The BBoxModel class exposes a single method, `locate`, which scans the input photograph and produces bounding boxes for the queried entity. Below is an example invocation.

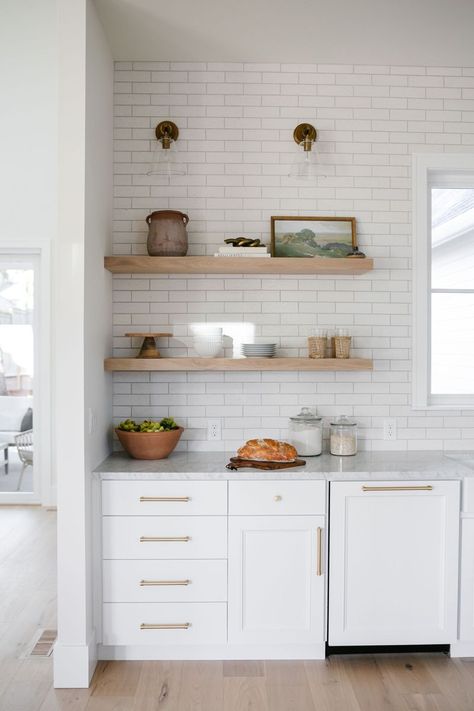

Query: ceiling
[95,0,474,66]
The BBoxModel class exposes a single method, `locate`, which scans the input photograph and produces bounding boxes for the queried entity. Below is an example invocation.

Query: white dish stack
[241,343,276,358]
[191,325,223,358]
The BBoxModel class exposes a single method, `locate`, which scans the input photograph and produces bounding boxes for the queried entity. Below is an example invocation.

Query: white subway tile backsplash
[111,61,474,451]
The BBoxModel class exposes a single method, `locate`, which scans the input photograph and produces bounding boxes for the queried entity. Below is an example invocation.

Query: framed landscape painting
[271,216,357,258]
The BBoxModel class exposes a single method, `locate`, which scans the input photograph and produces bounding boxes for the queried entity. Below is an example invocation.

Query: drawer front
[102,602,227,645]
[102,481,227,516]
[229,480,326,515]
[103,516,227,559]
[103,560,227,603]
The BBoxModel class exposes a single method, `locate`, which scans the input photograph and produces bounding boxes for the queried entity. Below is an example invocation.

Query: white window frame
[413,153,474,409]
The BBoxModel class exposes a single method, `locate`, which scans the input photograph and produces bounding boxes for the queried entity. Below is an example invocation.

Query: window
[413,154,474,408]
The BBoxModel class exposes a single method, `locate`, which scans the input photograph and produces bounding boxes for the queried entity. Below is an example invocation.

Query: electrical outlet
[383,418,397,441]
[207,419,221,441]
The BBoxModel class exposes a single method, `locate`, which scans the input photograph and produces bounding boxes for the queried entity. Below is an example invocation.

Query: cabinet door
[458,518,474,642]
[228,516,325,645]
[329,481,460,646]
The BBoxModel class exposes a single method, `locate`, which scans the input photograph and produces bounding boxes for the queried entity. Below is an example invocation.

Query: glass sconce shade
[147,120,186,176]
[147,139,186,176]
[288,122,326,180]
[289,150,326,179]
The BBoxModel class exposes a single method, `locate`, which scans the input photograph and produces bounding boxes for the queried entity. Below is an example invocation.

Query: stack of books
[214,246,270,258]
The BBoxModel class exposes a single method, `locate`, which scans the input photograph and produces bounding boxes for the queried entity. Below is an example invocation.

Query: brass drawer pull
[274,495,282,502]
[140,496,191,502]
[316,527,323,576]
[362,485,433,492]
[139,536,191,543]
[140,579,191,586]
[140,623,191,630]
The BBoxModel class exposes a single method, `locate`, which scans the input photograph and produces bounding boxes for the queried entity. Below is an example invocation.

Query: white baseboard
[53,631,97,688]
[98,642,326,661]
[450,641,474,658]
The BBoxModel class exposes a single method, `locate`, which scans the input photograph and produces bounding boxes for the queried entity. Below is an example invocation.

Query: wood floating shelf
[104,256,373,275]
[104,357,373,372]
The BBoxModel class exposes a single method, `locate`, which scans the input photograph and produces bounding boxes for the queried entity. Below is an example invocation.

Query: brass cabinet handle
[362,485,433,492]
[316,527,323,576]
[139,496,191,502]
[139,536,191,543]
[140,623,191,630]
[140,579,191,586]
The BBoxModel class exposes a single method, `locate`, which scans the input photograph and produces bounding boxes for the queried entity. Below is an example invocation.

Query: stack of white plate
[241,343,276,358]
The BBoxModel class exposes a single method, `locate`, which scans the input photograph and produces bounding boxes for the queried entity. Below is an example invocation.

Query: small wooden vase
[125,332,173,358]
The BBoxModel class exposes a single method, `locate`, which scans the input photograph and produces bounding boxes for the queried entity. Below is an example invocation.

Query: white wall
[54,0,88,688]
[0,0,56,506]
[96,0,474,67]
[0,1,57,242]
[54,0,113,689]
[84,0,113,681]
[84,1,113,473]
[112,61,474,452]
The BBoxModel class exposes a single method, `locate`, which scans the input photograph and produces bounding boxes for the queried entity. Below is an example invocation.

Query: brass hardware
[362,485,433,492]
[139,496,191,502]
[140,623,191,630]
[140,579,191,586]
[316,527,323,576]
[274,495,282,502]
[293,123,317,151]
[139,536,191,543]
[155,120,179,149]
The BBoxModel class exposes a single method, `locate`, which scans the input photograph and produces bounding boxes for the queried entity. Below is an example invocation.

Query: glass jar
[289,407,323,456]
[330,415,357,456]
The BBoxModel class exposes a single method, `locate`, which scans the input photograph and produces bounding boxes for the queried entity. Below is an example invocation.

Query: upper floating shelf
[104,256,374,275]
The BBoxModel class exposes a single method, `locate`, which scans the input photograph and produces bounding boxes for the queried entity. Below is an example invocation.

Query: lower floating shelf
[104,357,373,372]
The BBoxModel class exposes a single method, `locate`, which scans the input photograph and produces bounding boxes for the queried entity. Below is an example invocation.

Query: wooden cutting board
[226,457,306,471]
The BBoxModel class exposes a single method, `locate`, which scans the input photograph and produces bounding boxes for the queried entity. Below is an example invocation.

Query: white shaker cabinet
[228,481,326,653]
[329,481,460,647]
[452,481,474,656]
[99,478,327,659]
[228,516,325,647]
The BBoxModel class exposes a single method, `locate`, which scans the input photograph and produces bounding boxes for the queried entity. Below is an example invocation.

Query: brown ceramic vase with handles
[146,210,189,256]
[116,427,184,460]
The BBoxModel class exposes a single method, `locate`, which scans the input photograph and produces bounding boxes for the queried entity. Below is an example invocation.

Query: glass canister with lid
[288,407,323,457]
[330,415,358,456]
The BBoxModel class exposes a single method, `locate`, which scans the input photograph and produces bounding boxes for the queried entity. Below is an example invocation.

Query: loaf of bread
[237,438,297,462]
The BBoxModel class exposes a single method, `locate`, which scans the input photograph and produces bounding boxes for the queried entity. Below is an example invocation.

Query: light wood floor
[4,507,474,710]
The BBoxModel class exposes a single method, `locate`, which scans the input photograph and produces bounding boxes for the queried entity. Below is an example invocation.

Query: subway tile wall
[112,61,474,452]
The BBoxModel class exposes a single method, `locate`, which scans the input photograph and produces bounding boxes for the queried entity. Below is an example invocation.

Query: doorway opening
[0,255,41,503]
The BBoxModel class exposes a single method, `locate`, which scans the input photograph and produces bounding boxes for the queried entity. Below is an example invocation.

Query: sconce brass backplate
[155,120,179,142]
[293,123,317,145]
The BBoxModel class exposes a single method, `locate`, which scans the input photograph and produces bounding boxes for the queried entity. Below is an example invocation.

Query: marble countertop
[94,450,474,481]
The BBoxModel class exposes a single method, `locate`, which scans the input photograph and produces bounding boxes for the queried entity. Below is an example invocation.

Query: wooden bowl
[115,427,184,460]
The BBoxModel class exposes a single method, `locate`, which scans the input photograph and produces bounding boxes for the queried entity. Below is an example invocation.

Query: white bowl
[194,335,223,341]
[193,341,223,357]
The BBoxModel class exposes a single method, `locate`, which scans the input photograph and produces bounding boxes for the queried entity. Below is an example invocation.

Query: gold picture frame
[271,216,357,258]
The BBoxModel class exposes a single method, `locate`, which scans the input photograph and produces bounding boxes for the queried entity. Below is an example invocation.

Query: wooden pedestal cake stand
[125,332,173,358]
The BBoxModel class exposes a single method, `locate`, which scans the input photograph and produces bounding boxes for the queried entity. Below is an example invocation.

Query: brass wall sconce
[289,123,326,180]
[148,120,186,177]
